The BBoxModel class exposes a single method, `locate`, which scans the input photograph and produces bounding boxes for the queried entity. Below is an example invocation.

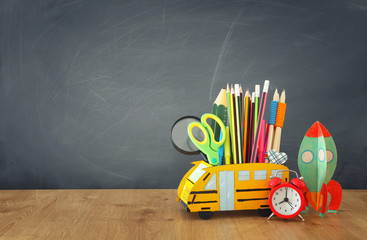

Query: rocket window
[319,149,325,162]
[301,150,313,163]
[326,150,334,162]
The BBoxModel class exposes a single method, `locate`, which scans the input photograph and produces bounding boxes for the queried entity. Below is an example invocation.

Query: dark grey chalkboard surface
[0,0,366,189]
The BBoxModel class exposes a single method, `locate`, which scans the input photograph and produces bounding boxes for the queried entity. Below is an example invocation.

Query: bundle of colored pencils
[211,80,287,165]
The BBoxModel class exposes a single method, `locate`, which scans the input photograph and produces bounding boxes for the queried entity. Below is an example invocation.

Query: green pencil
[226,84,235,164]
[231,85,238,164]
[254,84,260,136]
[224,126,231,165]
[211,88,227,141]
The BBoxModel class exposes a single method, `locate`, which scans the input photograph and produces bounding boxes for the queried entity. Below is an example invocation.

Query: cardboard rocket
[298,121,342,216]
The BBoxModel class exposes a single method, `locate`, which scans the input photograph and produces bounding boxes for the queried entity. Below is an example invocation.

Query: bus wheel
[198,211,214,220]
[257,208,272,217]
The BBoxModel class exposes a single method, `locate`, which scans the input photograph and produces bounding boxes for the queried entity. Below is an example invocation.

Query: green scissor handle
[187,113,226,166]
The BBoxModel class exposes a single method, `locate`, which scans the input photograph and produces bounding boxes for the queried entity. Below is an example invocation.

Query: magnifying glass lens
[171,116,201,155]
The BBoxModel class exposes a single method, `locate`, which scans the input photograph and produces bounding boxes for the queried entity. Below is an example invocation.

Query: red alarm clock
[268,170,307,221]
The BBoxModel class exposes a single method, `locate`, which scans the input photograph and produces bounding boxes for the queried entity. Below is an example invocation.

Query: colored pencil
[224,126,231,165]
[247,94,253,163]
[239,85,244,159]
[254,85,260,134]
[218,129,224,165]
[235,84,243,164]
[258,119,265,163]
[272,90,286,152]
[211,89,228,141]
[266,89,279,155]
[231,85,238,164]
[226,84,235,164]
[250,80,270,163]
[264,123,269,163]
[249,92,255,161]
[242,90,250,163]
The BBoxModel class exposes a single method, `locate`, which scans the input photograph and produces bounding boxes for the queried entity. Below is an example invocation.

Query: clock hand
[287,202,294,210]
[278,200,286,204]
[285,187,288,198]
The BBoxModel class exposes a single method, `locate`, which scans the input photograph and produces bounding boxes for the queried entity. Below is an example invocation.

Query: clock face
[269,183,304,219]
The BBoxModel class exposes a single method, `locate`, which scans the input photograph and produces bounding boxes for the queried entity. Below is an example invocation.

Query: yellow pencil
[230,85,238,164]
[224,126,231,165]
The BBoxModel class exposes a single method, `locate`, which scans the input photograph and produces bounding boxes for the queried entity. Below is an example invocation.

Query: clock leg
[267,213,274,220]
[301,185,310,214]
[298,214,305,222]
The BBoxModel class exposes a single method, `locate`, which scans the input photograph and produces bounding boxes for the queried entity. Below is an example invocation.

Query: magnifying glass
[171,116,208,161]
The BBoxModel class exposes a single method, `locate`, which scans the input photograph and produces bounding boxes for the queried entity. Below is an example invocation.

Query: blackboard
[0,0,366,189]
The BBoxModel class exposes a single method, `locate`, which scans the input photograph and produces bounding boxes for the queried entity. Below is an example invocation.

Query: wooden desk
[0,189,365,239]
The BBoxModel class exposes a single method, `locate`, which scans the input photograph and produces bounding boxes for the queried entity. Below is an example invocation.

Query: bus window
[238,170,250,181]
[254,170,267,180]
[204,173,217,190]
[271,170,283,178]
[188,163,208,183]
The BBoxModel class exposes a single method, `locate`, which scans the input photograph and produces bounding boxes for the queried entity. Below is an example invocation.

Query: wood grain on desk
[0,189,365,239]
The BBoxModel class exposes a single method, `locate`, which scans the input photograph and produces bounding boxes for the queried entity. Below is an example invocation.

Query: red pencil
[263,123,269,163]
[258,120,266,163]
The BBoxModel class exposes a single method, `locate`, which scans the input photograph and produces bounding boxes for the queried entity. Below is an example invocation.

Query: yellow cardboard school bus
[177,161,289,219]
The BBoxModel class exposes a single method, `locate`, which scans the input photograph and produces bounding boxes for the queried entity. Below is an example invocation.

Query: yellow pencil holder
[177,161,289,219]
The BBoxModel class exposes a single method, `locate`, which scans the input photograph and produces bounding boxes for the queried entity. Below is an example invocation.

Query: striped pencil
[266,89,279,161]
[272,90,286,152]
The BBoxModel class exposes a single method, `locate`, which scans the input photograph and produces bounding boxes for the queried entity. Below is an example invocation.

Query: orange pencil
[243,90,250,163]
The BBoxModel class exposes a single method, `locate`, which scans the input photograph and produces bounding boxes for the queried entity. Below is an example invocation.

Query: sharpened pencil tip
[280,90,286,103]
[274,89,279,101]
[245,90,250,97]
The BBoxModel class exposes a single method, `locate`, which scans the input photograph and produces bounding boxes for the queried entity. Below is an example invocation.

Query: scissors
[187,113,226,166]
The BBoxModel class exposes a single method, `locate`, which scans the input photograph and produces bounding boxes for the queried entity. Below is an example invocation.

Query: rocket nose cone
[305,121,324,138]
[319,122,331,137]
